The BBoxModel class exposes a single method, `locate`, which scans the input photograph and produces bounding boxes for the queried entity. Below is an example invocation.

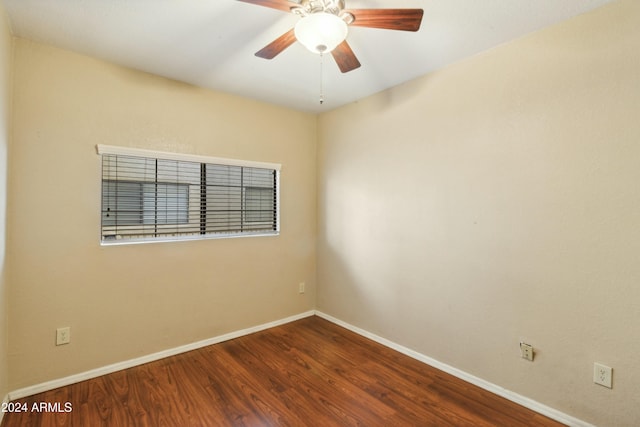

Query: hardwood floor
[2,316,564,426]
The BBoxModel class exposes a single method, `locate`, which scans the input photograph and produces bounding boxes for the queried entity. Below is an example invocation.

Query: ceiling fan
[237,0,424,73]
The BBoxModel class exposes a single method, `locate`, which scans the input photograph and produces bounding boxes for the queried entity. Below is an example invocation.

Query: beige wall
[0,2,12,403]
[8,39,316,389]
[317,1,640,426]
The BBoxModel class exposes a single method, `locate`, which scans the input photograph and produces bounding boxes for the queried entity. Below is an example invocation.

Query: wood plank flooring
[1,316,564,426]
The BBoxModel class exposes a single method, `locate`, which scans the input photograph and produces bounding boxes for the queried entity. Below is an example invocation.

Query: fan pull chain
[319,52,324,105]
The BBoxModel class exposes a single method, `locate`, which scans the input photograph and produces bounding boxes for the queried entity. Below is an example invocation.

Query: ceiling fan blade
[331,40,361,73]
[346,9,424,32]
[255,29,297,59]
[236,0,295,13]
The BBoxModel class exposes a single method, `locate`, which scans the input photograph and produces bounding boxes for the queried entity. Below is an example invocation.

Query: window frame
[97,144,281,245]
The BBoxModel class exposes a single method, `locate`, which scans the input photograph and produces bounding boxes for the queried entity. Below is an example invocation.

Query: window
[98,145,280,244]
[102,181,189,226]
[244,186,276,224]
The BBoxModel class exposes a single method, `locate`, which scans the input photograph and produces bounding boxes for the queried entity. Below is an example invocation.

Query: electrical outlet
[56,327,71,346]
[594,363,612,388]
[520,342,533,361]
[299,282,305,294]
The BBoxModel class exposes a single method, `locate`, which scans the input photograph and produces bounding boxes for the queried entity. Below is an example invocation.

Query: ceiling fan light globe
[294,12,348,54]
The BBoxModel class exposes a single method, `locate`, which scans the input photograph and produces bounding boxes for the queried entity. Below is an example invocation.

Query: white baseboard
[9,310,315,401]
[0,394,9,424]
[314,311,593,427]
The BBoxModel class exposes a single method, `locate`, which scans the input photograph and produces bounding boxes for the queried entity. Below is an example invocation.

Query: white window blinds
[97,145,280,244]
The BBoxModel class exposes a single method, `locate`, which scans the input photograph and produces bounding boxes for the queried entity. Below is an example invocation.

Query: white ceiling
[2,0,615,113]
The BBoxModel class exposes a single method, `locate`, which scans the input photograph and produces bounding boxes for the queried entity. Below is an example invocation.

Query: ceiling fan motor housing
[293,0,354,27]
[294,0,345,16]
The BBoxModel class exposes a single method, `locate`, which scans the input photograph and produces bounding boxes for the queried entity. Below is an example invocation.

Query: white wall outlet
[594,363,613,388]
[520,342,534,361]
[56,327,71,346]
[299,282,305,294]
